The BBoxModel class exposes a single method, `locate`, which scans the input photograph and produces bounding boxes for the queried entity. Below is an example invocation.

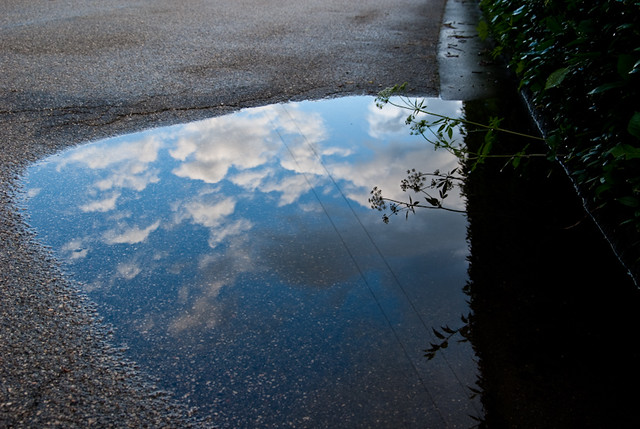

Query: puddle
[20,96,479,427]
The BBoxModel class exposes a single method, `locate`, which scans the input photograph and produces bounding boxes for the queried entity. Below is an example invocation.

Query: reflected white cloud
[24,95,470,346]
[366,98,463,139]
[60,238,90,261]
[169,104,334,202]
[180,198,236,228]
[260,173,314,207]
[94,164,160,192]
[117,261,142,280]
[80,192,121,213]
[365,99,465,145]
[103,220,161,245]
[355,98,466,211]
[229,167,274,191]
[367,102,411,138]
[22,96,474,421]
[168,280,225,335]
[276,103,327,144]
[59,135,162,170]
[172,195,253,249]
[278,139,327,176]
[170,110,279,184]
[164,103,341,214]
[169,243,256,336]
[61,135,163,213]
[207,219,253,248]
[27,96,468,290]
[27,187,41,198]
[330,141,464,211]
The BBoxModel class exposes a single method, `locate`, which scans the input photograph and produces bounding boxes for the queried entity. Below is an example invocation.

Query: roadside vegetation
[479,0,640,273]
[369,3,640,423]
[372,0,640,277]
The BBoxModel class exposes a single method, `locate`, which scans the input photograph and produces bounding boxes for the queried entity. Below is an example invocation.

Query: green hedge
[479,0,640,267]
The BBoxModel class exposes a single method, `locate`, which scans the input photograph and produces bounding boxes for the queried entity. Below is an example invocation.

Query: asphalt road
[0,0,450,426]
[1,0,443,148]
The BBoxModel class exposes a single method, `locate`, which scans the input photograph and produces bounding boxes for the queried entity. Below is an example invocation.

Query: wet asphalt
[0,0,481,426]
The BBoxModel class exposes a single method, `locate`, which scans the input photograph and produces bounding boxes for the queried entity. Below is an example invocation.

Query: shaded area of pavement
[1,0,449,426]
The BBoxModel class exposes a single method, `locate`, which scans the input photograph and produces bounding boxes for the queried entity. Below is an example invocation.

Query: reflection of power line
[268,105,447,426]
[278,102,481,420]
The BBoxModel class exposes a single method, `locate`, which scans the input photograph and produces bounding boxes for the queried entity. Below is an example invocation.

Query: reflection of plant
[369,168,465,223]
[424,313,472,361]
[370,84,546,223]
[425,313,484,425]
[377,84,545,167]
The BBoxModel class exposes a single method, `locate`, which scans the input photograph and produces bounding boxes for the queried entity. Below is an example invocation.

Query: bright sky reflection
[21,96,479,427]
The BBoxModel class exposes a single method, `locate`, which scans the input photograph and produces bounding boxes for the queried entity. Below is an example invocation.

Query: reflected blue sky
[21,96,478,427]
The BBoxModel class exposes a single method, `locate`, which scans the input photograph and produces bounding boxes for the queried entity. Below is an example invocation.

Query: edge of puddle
[19,95,476,428]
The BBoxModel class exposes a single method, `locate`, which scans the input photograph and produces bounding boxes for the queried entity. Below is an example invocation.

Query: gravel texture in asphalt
[1,0,448,426]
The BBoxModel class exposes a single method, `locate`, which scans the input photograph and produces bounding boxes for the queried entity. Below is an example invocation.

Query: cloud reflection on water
[21,96,476,427]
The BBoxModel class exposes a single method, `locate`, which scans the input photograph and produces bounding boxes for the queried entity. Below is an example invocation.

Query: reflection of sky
[21,96,478,427]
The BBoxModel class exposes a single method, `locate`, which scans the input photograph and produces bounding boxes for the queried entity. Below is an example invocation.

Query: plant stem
[387,98,546,141]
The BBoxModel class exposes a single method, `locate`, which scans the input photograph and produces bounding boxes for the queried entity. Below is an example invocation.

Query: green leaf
[618,54,636,77]
[617,196,640,208]
[432,328,445,339]
[609,143,640,160]
[628,112,640,140]
[542,15,561,33]
[588,81,625,95]
[477,20,489,41]
[479,136,493,158]
[511,154,522,169]
[545,67,569,90]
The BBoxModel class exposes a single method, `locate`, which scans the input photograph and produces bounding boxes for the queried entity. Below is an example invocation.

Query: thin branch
[384,96,546,141]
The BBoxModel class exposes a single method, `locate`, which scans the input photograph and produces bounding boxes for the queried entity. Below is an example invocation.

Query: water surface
[21,96,478,427]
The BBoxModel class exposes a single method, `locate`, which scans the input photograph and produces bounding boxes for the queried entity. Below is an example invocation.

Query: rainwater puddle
[20,96,478,427]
